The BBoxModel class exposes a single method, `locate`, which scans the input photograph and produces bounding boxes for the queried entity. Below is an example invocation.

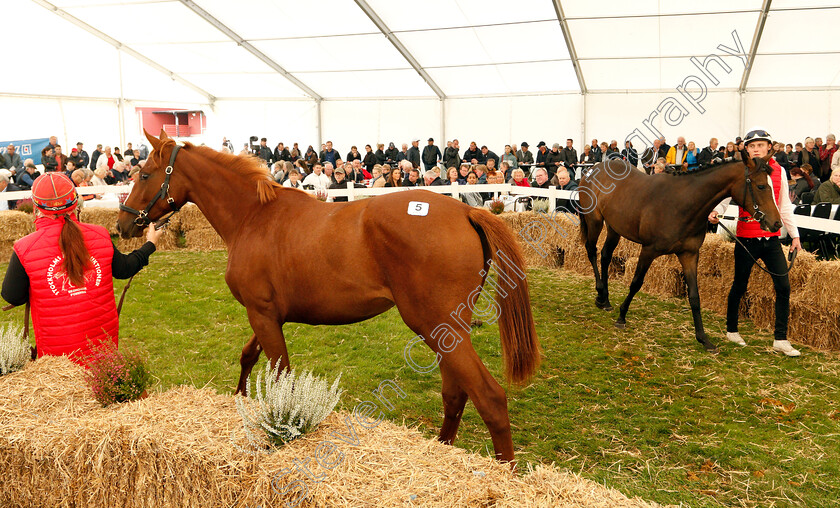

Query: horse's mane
[671,149,768,177]
[182,142,280,204]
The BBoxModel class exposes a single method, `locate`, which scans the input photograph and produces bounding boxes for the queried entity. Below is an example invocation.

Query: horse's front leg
[235,334,262,395]
[677,251,716,352]
[243,308,291,381]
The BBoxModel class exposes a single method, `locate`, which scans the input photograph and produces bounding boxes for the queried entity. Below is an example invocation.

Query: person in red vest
[708,128,802,356]
[1,173,163,364]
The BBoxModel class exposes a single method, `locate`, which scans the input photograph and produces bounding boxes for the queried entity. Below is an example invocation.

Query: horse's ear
[763,148,776,162]
[159,129,170,142]
[144,129,161,151]
[742,149,755,169]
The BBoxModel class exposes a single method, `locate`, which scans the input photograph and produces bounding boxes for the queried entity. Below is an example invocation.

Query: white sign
[407,201,429,216]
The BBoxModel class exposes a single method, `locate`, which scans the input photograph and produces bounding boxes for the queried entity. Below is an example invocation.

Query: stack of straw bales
[0,356,656,508]
[178,204,226,251]
[0,212,35,263]
[79,208,181,252]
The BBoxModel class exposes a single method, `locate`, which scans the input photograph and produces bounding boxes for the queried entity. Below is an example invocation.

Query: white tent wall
[320,100,441,154]
[0,96,119,153]
[445,95,583,153]
[585,91,741,153]
[204,101,319,153]
[743,90,840,144]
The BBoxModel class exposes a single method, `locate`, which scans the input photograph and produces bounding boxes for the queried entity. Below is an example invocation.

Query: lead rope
[716,221,797,277]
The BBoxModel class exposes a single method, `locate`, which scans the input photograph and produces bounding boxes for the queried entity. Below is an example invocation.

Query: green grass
[2,250,839,507]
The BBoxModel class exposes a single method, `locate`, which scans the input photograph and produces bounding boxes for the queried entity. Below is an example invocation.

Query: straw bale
[0,211,34,242]
[177,203,211,232]
[623,255,685,299]
[185,227,226,251]
[79,208,120,235]
[0,241,15,264]
[0,356,657,508]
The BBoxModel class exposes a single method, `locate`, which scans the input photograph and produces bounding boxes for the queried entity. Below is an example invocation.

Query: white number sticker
[408,201,429,216]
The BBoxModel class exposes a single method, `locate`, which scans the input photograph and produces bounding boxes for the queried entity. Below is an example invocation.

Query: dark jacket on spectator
[3,182,22,210]
[422,145,442,167]
[698,146,721,167]
[1,152,22,170]
[797,148,820,174]
[442,146,459,168]
[403,175,422,187]
[329,180,365,202]
[68,154,84,169]
[544,150,564,179]
[321,148,338,166]
[531,179,550,189]
[428,177,445,186]
[257,146,274,165]
[774,151,791,175]
[561,147,578,167]
[641,147,659,170]
[90,149,102,170]
[41,154,57,172]
[658,143,670,160]
[819,144,837,180]
[535,148,548,173]
[406,146,421,169]
[274,147,291,162]
[375,149,386,165]
[590,145,602,163]
[396,150,408,163]
[363,151,377,172]
[16,170,39,189]
[621,147,639,167]
[384,147,399,163]
[462,148,481,164]
[483,150,499,168]
[813,180,840,204]
[346,150,362,162]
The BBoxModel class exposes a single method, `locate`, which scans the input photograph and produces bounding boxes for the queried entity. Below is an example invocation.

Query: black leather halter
[740,160,767,224]
[119,144,182,228]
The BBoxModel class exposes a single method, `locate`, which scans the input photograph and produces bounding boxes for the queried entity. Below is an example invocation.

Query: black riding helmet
[743,128,772,147]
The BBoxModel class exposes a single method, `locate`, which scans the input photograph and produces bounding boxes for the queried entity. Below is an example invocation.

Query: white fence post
[347,181,354,202]
[451,182,460,201]
[548,186,558,212]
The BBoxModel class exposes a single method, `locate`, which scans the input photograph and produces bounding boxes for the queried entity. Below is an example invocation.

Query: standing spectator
[516,142,534,169]
[75,142,89,169]
[41,147,57,172]
[406,139,421,169]
[374,144,386,165]
[46,136,59,153]
[502,145,518,172]
[96,146,117,171]
[773,142,791,176]
[666,137,687,165]
[422,138,442,171]
[239,143,251,157]
[68,148,84,170]
[590,139,602,162]
[321,141,338,166]
[797,138,820,175]
[346,145,362,162]
[53,146,68,174]
[256,138,273,165]
[462,141,481,164]
[384,142,399,164]
[2,144,22,172]
[396,143,408,164]
[363,144,377,173]
[658,136,670,159]
[305,146,318,168]
[480,145,499,168]
[819,134,836,181]
[813,168,840,204]
[113,147,124,162]
[579,144,595,164]
[641,138,662,172]
[124,143,135,158]
[622,141,639,168]
[697,138,720,167]
[535,141,548,175]
[684,141,699,170]
[545,143,564,179]
[561,139,578,170]
[274,142,291,162]
[222,137,234,152]
[443,139,460,169]
[724,141,739,159]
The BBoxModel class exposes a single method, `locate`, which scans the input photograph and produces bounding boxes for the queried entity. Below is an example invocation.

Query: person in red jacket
[1,173,163,365]
[708,128,802,356]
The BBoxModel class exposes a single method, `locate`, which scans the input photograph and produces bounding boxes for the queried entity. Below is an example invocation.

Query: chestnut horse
[117,131,540,462]
[577,151,782,352]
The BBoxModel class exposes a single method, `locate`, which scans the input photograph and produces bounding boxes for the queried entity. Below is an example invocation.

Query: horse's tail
[467,208,540,385]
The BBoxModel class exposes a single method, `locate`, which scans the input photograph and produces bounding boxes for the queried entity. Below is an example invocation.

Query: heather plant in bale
[0,324,30,376]
[15,198,34,214]
[84,339,152,406]
[531,198,550,213]
[488,198,506,215]
[236,360,342,447]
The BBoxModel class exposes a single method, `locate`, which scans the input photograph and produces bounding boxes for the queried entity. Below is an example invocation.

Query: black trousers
[726,237,790,340]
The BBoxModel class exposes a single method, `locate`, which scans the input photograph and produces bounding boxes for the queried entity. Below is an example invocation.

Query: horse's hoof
[702,342,718,353]
[614,321,626,329]
[595,299,613,311]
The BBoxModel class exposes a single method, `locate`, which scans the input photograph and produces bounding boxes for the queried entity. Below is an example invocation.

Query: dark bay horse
[117,131,540,462]
[577,152,781,352]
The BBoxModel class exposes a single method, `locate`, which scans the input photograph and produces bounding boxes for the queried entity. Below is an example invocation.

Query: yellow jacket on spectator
[666,146,688,165]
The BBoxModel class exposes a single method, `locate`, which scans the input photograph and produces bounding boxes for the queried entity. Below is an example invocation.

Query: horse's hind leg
[583,215,609,309]
[598,226,621,312]
[616,247,658,329]
[438,365,469,446]
[235,334,262,395]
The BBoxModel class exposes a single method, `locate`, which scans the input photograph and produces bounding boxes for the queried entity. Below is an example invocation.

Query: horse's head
[731,149,782,233]
[117,129,188,238]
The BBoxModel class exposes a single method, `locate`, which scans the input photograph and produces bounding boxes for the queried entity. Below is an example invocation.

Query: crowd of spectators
[3,133,839,212]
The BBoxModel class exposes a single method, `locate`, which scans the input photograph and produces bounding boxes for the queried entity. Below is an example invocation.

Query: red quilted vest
[736,158,783,239]
[14,215,118,364]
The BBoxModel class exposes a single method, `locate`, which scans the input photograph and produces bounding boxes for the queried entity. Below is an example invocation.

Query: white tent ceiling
[5,0,839,102]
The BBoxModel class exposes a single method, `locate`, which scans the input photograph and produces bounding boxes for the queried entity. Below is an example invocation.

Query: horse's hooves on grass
[471,319,483,328]
[703,342,718,354]
[595,299,613,312]
[614,321,626,330]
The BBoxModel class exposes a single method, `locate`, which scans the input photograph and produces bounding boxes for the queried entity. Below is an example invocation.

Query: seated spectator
[64,160,78,179]
[2,144,22,172]
[384,142,399,164]
[302,163,330,190]
[384,162,406,187]
[283,169,303,189]
[498,161,512,181]
[579,144,595,164]
[724,141,739,160]
[510,168,530,187]
[802,164,821,188]
[271,162,285,183]
[486,158,497,174]
[91,167,108,187]
[502,145,518,171]
[295,159,309,176]
[424,170,444,186]
[370,166,383,186]
[653,159,668,174]
[621,141,639,168]
[346,145,362,162]
[363,145,377,172]
[0,169,21,211]
[685,141,700,170]
[531,168,550,189]
[403,168,422,187]
[113,146,124,162]
[813,168,840,204]
[457,164,470,184]
[328,167,363,201]
[550,168,578,190]
[461,171,484,207]
[111,161,129,183]
[15,159,39,189]
[444,166,459,185]
[790,167,815,204]
[474,164,488,184]
[323,163,336,185]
